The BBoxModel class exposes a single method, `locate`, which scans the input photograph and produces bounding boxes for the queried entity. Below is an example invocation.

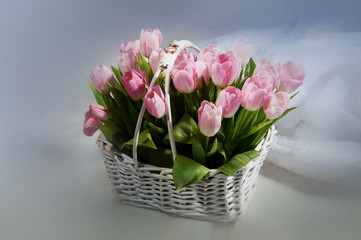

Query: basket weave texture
[97,126,274,222]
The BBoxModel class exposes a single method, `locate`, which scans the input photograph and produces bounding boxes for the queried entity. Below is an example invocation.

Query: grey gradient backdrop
[1,0,361,240]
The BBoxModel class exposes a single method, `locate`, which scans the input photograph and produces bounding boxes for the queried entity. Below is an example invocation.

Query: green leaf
[216,142,227,161]
[110,65,126,93]
[164,113,199,144]
[143,147,173,168]
[173,154,209,190]
[291,91,300,100]
[233,108,246,138]
[278,106,299,118]
[233,68,244,87]
[126,98,140,123]
[238,120,272,140]
[254,107,266,125]
[87,80,106,107]
[100,122,129,151]
[224,116,235,156]
[111,65,122,80]
[107,83,127,107]
[146,121,167,135]
[241,110,258,131]
[225,116,235,140]
[244,57,256,78]
[250,106,299,147]
[138,51,153,77]
[106,83,137,132]
[101,92,116,111]
[206,138,218,158]
[192,135,206,165]
[145,120,167,144]
[169,90,186,123]
[218,150,260,176]
[250,108,260,128]
[124,129,157,150]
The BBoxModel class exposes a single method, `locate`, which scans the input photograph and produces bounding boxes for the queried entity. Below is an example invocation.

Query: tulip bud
[232,39,252,68]
[89,65,115,94]
[241,76,270,111]
[139,28,162,57]
[278,61,305,93]
[145,85,166,118]
[171,61,198,93]
[83,104,108,137]
[198,100,223,137]
[121,69,148,100]
[211,52,240,88]
[216,86,242,118]
[263,91,290,119]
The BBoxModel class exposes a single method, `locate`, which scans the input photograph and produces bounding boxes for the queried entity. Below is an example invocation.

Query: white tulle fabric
[197,22,361,188]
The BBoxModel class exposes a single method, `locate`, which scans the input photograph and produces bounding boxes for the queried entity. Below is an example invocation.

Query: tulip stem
[161,116,167,128]
[204,136,209,151]
[190,92,198,109]
[211,84,217,102]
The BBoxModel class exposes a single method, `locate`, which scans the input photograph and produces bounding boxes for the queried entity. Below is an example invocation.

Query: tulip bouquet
[83,29,305,190]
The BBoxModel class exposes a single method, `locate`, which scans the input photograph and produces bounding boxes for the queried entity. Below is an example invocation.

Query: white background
[1,0,361,239]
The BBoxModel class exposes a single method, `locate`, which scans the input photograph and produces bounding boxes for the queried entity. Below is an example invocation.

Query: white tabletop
[2,145,360,240]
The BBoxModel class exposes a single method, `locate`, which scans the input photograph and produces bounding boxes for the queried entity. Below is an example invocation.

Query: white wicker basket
[96,126,274,222]
[95,40,275,222]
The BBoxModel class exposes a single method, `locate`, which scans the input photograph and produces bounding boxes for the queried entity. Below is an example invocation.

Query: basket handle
[132,40,201,170]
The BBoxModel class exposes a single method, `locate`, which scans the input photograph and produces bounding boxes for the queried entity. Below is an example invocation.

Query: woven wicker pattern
[97,126,274,222]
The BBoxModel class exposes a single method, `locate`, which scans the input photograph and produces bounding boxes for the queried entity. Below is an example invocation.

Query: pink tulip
[174,50,197,66]
[232,39,252,67]
[263,92,290,119]
[254,59,281,89]
[149,49,164,74]
[121,69,148,100]
[117,51,139,74]
[145,85,166,118]
[211,52,240,88]
[89,65,115,94]
[117,40,140,74]
[216,86,242,118]
[139,28,162,57]
[199,45,220,70]
[198,100,223,137]
[199,45,220,84]
[251,71,275,92]
[83,104,108,136]
[278,61,305,93]
[171,61,198,93]
[120,40,140,53]
[241,76,270,111]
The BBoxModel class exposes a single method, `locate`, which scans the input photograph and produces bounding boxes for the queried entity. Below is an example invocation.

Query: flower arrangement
[83,29,305,190]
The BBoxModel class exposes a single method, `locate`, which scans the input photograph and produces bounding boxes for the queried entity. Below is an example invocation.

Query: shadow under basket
[96,126,275,222]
